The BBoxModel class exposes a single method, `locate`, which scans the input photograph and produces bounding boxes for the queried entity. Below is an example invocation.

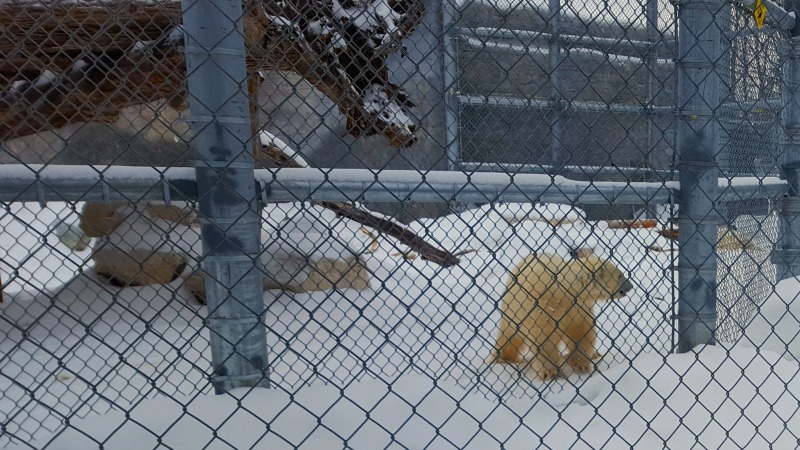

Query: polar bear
[491,253,633,380]
[78,201,373,303]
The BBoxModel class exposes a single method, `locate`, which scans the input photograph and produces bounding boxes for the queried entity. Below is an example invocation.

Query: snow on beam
[0,165,787,206]
[459,27,676,58]
[455,161,676,179]
[457,93,674,116]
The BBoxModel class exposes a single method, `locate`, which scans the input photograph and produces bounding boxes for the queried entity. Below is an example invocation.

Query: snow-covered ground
[0,202,795,449]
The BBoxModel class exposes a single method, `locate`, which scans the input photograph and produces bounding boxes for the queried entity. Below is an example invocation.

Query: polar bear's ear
[570,247,595,259]
[572,258,596,284]
[598,261,615,278]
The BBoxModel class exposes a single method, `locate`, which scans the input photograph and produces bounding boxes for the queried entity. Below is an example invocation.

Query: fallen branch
[318,200,460,267]
[259,131,460,267]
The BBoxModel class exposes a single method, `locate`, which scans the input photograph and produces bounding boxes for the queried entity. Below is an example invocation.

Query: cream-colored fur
[492,253,632,380]
[93,248,186,286]
[81,202,195,287]
[79,202,128,238]
[79,201,372,302]
[185,256,371,303]
[80,202,196,237]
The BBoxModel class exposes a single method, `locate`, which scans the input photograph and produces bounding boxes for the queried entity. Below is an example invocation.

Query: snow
[33,70,57,89]
[0,201,794,449]
[259,130,310,168]
[361,83,415,129]
[10,345,800,449]
[332,0,403,48]
[742,276,800,358]
[0,202,92,294]
[69,59,89,75]
[405,203,587,254]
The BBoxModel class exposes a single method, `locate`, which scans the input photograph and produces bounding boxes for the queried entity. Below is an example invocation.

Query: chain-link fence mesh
[1,0,799,448]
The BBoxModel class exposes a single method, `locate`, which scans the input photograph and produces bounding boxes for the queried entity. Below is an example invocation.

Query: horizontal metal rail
[458,94,780,118]
[454,161,678,179]
[0,165,786,206]
[720,98,784,113]
[458,93,675,115]
[458,27,676,58]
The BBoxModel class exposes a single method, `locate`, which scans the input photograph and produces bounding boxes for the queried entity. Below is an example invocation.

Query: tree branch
[258,131,461,267]
[0,0,424,146]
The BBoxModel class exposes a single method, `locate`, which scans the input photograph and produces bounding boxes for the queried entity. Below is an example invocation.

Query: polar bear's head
[574,254,633,302]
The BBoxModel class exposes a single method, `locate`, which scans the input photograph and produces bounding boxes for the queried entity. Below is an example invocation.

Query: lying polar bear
[79,201,373,302]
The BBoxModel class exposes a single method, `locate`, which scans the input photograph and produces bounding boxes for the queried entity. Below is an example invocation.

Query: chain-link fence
[1,0,800,448]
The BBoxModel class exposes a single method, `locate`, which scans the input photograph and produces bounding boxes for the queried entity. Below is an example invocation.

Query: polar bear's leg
[530,338,560,381]
[566,320,598,374]
[493,313,525,364]
[498,335,524,364]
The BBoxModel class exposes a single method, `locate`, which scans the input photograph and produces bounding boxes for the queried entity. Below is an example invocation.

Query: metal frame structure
[181,0,269,393]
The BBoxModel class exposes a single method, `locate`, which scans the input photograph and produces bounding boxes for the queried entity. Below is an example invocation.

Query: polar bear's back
[506,253,574,299]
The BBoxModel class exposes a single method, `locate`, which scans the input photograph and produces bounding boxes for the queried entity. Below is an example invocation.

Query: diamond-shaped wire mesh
[0,0,799,448]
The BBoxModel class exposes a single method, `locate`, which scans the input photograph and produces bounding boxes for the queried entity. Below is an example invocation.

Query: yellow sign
[754,0,767,29]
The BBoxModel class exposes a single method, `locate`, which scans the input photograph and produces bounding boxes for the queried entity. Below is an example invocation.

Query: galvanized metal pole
[775,2,800,280]
[182,0,270,392]
[645,0,659,180]
[548,0,563,169]
[674,0,724,352]
[442,0,462,170]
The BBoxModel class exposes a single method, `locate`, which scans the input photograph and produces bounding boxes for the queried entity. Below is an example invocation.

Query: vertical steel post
[442,0,462,170]
[775,3,800,281]
[646,0,659,176]
[182,0,270,392]
[548,0,563,169]
[674,0,723,352]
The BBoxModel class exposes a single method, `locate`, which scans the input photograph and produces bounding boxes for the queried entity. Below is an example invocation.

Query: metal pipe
[646,0,660,179]
[182,0,269,393]
[457,93,675,115]
[548,0,563,169]
[673,0,724,352]
[454,161,678,179]
[720,99,783,111]
[459,35,676,65]
[459,27,676,58]
[442,0,462,169]
[0,165,786,205]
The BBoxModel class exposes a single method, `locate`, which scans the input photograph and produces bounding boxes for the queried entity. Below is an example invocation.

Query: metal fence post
[674,0,723,352]
[182,0,270,392]
[443,0,462,170]
[548,0,563,169]
[775,3,800,281]
[645,0,659,177]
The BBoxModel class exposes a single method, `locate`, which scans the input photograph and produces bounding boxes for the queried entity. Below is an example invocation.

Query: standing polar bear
[491,253,633,380]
